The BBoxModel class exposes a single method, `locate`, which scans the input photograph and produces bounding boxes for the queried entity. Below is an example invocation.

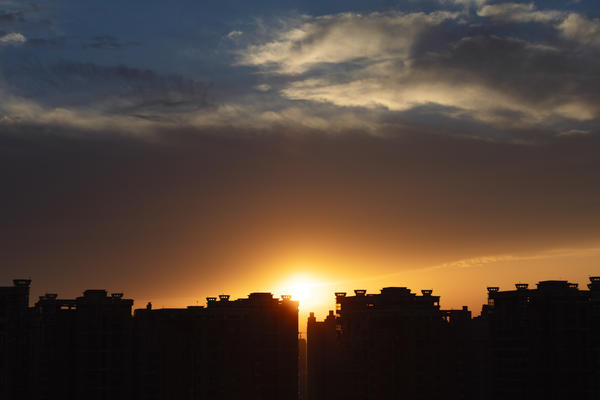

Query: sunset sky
[1,0,600,323]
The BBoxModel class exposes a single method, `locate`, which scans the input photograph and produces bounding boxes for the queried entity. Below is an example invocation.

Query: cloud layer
[1,1,598,138]
[239,6,600,133]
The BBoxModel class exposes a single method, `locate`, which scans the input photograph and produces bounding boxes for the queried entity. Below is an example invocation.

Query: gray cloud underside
[1,124,599,287]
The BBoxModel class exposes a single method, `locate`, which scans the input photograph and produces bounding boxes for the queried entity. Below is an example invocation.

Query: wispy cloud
[432,247,600,270]
[0,31,25,44]
[477,3,565,23]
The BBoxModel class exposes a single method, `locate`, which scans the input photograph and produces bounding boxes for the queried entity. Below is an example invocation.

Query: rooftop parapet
[13,279,31,287]
[515,283,529,290]
[83,289,108,298]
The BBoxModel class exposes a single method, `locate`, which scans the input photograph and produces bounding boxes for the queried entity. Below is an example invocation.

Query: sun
[279,275,317,303]
[290,281,312,302]
[276,272,333,315]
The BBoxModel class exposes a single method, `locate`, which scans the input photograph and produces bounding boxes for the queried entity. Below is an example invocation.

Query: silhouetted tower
[308,287,474,400]
[298,336,308,400]
[31,290,134,400]
[306,310,339,400]
[0,279,31,400]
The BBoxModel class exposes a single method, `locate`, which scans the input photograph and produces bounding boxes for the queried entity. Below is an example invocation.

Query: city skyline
[8,273,600,322]
[3,276,599,399]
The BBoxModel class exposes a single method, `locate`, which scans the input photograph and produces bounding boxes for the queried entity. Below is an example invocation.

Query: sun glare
[275,270,336,319]
[290,280,312,302]
[279,274,321,308]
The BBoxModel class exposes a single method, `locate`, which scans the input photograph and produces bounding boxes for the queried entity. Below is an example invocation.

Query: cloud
[238,11,459,74]
[558,13,600,47]
[476,4,600,47]
[0,31,25,44]
[442,0,488,7]
[477,3,565,23]
[239,11,600,131]
[431,247,600,270]
[226,30,243,39]
[1,62,209,117]
[1,121,600,289]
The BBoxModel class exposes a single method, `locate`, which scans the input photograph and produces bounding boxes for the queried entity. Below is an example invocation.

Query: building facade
[480,278,600,400]
[134,292,299,400]
[307,287,474,400]
[30,289,134,400]
[0,279,32,400]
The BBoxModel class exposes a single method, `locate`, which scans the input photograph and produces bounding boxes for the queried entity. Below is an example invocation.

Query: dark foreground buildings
[2,277,600,400]
[307,278,600,400]
[0,280,298,400]
[133,293,298,400]
[307,288,474,400]
[30,290,134,400]
[480,279,600,400]
[0,279,31,400]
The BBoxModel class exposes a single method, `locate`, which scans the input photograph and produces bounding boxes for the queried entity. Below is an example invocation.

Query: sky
[1,0,600,323]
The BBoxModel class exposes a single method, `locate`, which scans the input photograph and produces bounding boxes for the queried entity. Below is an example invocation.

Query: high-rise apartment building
[0,279,31,400]
[307,287,473,400]
[30,290,134,400]
[480,278,600,400]
[134,292,299,400]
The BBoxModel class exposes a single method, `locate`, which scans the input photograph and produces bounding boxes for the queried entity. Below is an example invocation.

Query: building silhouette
[478,278,600,400]
[0,279,31,400]
[2,276,600,400]
[306,310,339,400]
[305,280,600,400]
[307,287,474,400]
[30,290,134,400]
[134,292,299,400]
[298,337,308,400]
